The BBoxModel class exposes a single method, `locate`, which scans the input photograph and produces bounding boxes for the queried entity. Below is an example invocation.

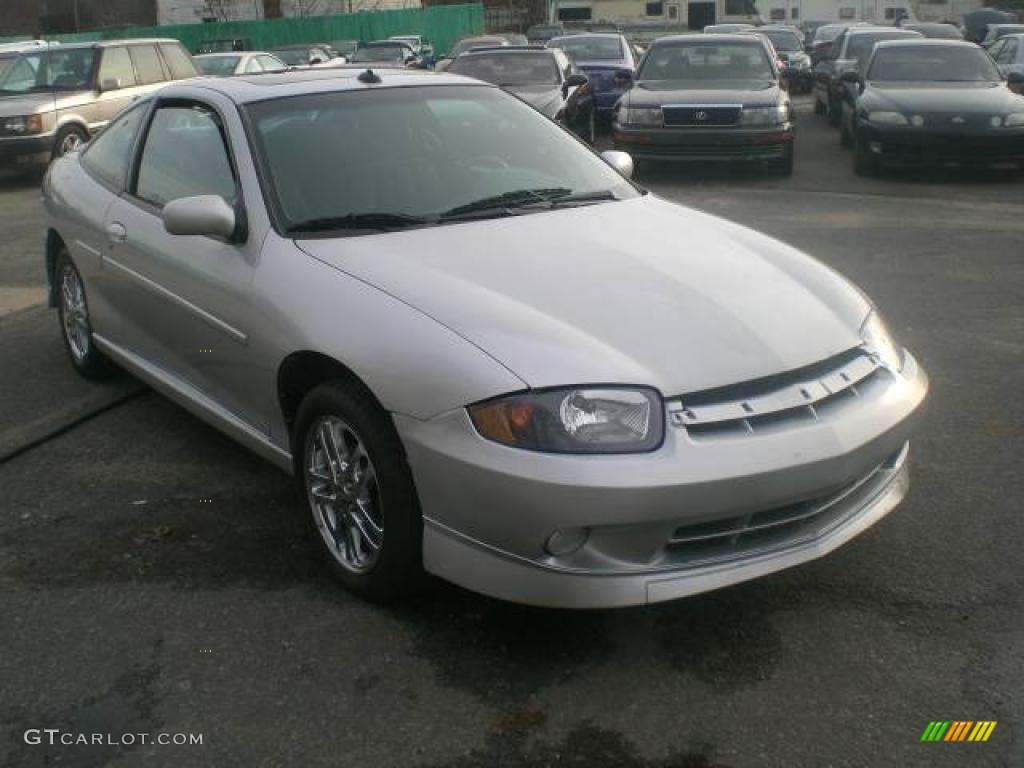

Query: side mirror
[613,68,634,88]
[840,69,862,91]
[100,77,121,92]
[563,72,587,96]
[163,196,237,240]
[600,150,634,179]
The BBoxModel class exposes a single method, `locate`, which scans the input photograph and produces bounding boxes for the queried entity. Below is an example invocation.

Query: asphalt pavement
[1,99,1022,768]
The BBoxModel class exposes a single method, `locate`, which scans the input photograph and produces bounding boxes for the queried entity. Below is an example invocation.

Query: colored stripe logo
[921,721,997,742]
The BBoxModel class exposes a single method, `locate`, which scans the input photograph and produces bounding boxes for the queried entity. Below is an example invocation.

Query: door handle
[106,222,127,243]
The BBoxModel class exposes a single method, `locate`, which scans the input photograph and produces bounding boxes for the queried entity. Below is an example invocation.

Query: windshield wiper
[287,212,429,234]
[545,189,620,208]
[440,188,572,219]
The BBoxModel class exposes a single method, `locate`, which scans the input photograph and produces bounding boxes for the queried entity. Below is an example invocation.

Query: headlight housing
[2,115,43,134]
[740,104,789,126]
[469,386,664,454]
[790,53,811,70]
[618,106,663,127]
[1003,113,1024,127]
[867,111,909,126]
[860,311,903,372]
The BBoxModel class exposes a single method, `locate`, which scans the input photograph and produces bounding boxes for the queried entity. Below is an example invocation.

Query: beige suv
[0,39,197,164]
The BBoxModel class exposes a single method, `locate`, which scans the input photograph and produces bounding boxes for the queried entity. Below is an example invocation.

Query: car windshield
[0,48,96,94]
[847,32,919,63]
[246,85,637,235]
[196,56,240,75]
[868,45,1002,82]
[550,36,624,60]
[351,45,407,62]
[449,52,559,86]
[639,42,774,81]
[760,30,802,51]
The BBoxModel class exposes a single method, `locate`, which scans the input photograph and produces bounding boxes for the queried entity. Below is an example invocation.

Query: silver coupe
[41,69,928,608]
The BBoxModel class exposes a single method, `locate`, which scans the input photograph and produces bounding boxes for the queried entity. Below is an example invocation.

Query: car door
[102,98,263,430]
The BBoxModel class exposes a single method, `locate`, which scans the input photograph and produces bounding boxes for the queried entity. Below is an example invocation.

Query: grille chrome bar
[668,349,882,432]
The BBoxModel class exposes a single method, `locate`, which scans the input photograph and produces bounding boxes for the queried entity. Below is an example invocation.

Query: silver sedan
[41,69,928,608]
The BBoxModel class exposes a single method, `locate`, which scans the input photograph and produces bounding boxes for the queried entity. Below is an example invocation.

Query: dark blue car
[547,33,639,118]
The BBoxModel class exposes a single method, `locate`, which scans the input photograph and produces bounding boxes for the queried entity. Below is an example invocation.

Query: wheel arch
[277,351,386,451]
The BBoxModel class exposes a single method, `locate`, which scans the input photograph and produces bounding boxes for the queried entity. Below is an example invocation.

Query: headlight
[619,106,663,127]
[2,115,43,134]
[1003,113,1024,127]
[469,386,664,454]
[867,111,908,126]
[790,54,811,70]
[860,311,903,372]
[740,105,789,126]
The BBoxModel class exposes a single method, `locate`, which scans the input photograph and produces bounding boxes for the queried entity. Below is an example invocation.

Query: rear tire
[827,96,841,126]
[293,381,422,602]
[840,117,853,148]
[814,95,826,115]
[54,250,115,380]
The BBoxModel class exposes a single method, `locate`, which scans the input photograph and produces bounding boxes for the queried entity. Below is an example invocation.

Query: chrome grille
[662,105,742,127]
[668,349,885,438]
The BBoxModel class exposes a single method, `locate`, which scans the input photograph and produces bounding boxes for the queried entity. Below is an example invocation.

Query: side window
[97,47,137,90]
[257,55,284,71]
[129,45,166,85]
[159,43,199,80]
[81,101,148,189]
[245,56,263,73]
[988,40,1004,59]
[135,104,237,208]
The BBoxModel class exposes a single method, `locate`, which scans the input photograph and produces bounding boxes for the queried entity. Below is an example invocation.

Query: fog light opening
[545,527,590,557]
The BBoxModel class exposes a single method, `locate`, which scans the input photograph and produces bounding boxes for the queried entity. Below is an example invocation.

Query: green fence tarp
[4,5,483,57]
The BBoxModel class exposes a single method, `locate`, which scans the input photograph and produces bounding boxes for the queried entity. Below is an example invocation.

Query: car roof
[185,68,486,104]
[462,45,548,53]
[846,26,919,35]
[653,33,766,45]
[31,38,183,51]
[873,38,977,48]
[548,32,625,41]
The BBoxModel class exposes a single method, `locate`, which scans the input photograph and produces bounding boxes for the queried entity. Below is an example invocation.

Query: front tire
[293,382,422,602]
[768,144,794,177]
[55,250,114,379]
[52,124,88,161]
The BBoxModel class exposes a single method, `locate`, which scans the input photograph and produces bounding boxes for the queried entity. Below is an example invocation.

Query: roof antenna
[358,68,381,84]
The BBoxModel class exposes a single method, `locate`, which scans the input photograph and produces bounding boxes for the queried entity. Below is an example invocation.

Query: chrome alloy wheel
[305,416,383,573]
[59,131,84,155]
[59,263,90,361]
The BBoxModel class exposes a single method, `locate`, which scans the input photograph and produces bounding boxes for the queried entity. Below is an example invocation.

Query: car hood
[0,91,55,113]
[624,80,780,107]
[863,81,1023,112]
[505,84,563,117]
[297,196,870,396]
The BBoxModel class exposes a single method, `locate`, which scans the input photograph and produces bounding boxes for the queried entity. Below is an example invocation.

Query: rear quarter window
[159,43,199,80]
[129,44,167,85]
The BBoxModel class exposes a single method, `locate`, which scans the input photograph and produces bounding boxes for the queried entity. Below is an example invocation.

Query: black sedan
[447,46,595,143]
[612,34,795,175]
[749,26,814,92]
[839,39,1024,174]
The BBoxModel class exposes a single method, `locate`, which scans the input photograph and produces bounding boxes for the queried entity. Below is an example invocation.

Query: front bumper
[858,123,1024,167]
[395,351,928,608]
[613,124,794,162]
[0,133,54,162]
